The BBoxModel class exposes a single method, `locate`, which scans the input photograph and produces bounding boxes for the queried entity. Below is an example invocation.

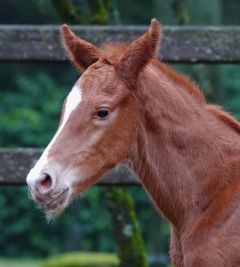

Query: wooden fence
[1,25,240,185]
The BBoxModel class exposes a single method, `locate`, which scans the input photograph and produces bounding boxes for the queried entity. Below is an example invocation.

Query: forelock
[100,43,129,63]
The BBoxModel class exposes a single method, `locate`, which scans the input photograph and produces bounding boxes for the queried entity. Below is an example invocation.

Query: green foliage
[0,185,116,257]
[0,258,41,267]
[218,65,240,119]
[51,0,84,24]
[39,0,119,25]
[0,0,59,24]
[172,0,189,25]
[42,252,118,267]
[0,72,67,147]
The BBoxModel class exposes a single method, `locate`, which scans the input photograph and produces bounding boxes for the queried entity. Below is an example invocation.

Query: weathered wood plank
[0,149,139,186]
[0,25,240,63]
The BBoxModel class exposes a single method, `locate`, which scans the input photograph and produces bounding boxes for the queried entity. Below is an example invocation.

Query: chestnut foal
[27,19,240,266]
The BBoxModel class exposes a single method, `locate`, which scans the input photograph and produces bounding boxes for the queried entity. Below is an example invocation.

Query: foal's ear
[61,24,101,71]
[117,18,161,88]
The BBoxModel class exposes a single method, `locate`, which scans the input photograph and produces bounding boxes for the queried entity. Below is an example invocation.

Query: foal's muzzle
[27,171,70,212]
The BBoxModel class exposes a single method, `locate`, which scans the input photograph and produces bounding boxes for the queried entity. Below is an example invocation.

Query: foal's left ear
[117,18,161,88]
[61,24,101,71]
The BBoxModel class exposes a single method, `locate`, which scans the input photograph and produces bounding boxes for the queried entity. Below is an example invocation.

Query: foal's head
[27,19,161,217]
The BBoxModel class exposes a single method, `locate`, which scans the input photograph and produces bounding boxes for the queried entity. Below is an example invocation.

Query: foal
[27,19,240,267]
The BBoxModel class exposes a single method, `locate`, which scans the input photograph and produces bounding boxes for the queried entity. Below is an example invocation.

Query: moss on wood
[102,187,149,267]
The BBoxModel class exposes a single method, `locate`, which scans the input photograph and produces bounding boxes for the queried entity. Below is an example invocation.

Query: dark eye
[95,109,110,119]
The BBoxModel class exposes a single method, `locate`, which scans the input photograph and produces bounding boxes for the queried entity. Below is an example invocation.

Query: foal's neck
[128,62,240,230]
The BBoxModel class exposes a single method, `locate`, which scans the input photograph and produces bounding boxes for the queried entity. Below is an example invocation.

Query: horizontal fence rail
[0,25,240,63]
[0,149,139,186]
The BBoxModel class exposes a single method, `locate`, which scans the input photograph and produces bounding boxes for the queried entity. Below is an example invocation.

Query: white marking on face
[26,84,82,188]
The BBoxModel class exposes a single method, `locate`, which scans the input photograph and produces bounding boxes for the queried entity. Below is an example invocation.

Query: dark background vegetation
[0,0,240,266]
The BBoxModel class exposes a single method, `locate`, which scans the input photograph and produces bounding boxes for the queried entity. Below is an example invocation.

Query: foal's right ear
[117,18,161,88]
[61,25,101,71]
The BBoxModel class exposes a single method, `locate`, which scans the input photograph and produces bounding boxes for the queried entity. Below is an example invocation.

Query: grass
[0,258,41,267]
[42,252,119,267]
[0,252,118,267]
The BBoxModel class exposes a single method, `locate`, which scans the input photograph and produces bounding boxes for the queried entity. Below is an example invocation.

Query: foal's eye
[97,110,109,118]
[94,108,110,120]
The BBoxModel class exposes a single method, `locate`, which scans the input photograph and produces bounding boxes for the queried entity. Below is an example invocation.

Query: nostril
[38,173,52,192]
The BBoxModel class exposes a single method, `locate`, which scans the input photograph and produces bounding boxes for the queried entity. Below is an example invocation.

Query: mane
[100,43,129,62]
[152,60,206,104]
[207,105,240,135]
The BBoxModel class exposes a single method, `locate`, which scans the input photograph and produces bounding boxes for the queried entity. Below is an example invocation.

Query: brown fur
[46,19,240,266]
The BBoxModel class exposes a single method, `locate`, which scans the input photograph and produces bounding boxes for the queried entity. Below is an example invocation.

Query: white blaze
[26,84,82,187]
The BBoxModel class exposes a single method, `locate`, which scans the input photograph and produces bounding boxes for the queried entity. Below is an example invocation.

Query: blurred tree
[52,0,84,24]
[183,0,222,25]
[0,185,116,257]
[222,0,240,25]
[103,188,149,267]
[172,0,189,25]
[33,0,119,24]
[0,72,67,147]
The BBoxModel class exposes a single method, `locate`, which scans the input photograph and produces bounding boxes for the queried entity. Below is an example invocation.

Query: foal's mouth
[44,187,69,210]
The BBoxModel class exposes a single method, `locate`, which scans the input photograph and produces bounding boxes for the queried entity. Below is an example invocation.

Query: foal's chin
[44,203,68,221]
[43,194,72,221]
[31,188,74,221]
[43,185,91,220]
[42,181,91,220]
